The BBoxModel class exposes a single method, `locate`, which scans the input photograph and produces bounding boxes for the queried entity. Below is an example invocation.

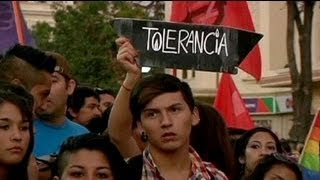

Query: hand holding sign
[113,18,263,74]
[116,37,141,89]
[116,37,140,71]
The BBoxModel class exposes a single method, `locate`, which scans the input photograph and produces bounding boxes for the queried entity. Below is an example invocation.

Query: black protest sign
[113,18,263,74]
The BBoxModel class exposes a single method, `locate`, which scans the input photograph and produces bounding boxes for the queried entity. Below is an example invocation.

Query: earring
[140,131,148,142]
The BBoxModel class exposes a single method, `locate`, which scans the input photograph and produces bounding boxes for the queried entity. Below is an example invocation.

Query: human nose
[86,174,95,180]
[40,98,50,110]
[94,107,102,117]
[160,112,173,128]
[11,127,22,142]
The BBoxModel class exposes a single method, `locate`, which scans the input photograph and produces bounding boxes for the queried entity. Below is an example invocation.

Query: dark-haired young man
[112,38,228,180]
[94,87,116,113]
[67,86,102,126]
[128,73,227,180]
[0,44,56,112]
[34,51,89,180]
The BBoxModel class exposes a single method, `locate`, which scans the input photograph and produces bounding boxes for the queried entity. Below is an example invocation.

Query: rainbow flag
[299,110,320,179]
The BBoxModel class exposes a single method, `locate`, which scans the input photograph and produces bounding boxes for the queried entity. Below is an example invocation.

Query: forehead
[52,72,66,79]
[99,93,115,101]
[249,132,276,143]
[67,149,109,165]
[266,164,297,179]
[0,102,23,120]
[144,92,186,109]
[84,96,99,105]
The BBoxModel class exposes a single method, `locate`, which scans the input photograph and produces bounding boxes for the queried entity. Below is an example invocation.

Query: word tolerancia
[142,27,228,56]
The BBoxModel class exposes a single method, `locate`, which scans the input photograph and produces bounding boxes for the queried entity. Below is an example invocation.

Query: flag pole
[12,1,26,45]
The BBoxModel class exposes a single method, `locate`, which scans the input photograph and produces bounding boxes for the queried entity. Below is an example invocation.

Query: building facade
[165,1,320,139]
[21,1,320,139]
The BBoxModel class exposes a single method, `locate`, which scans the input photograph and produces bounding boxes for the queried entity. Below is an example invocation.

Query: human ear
[67,79,76,95]
[67,108,78,119]
[137,121,146,132]
[191,107,200,126]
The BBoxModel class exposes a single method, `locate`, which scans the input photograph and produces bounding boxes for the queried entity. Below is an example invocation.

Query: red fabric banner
[214,73,255,130]
[170,1,262,81]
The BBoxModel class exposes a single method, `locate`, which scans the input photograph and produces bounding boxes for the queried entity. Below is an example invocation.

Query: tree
[32,1,164,91]
[287,1,316,142]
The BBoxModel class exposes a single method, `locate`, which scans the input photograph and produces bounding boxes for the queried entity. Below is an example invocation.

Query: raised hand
[115,37,141,89]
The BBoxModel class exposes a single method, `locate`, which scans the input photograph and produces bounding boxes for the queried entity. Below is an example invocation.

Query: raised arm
[107,37,142,158]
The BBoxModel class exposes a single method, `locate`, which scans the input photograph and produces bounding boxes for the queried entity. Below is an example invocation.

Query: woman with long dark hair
[234,127,283,180]
[0,83,34,180]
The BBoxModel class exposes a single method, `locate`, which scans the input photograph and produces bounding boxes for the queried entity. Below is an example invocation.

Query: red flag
[214,73,255,130]
[170,1,262,81]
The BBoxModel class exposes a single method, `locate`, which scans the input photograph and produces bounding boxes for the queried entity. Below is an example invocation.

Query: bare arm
[107,37,142,158]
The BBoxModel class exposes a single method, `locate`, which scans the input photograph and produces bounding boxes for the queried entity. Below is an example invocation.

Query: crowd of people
[0,37,304,180]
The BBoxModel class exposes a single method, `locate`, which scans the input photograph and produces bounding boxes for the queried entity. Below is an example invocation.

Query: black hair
[86,105,112,134]
[0,44,56,90]
[235,127,283,177]
[191,101,236,179]
[53,133,129,180]
[3,44,56,73]
[94,87,116,98]
[67,86,100,116]
[247,153,302,180]
[0,81,34,111]
[130,73,195,123]
[280,138,292,154]
[0,83,34,180]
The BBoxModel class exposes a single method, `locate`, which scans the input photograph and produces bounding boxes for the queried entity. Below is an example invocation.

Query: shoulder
[126,154,143,180]
[204,162,229,180]
[127,154,143,166]
[34,119,51,130]
[65,118,90,133]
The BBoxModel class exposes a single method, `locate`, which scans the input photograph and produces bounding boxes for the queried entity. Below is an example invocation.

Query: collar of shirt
[141,146,228,180]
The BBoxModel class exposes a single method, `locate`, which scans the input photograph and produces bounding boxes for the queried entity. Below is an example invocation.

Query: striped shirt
[141,146,228,180]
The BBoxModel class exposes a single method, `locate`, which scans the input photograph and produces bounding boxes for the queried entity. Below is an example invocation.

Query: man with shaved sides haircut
[0,44,56,112]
